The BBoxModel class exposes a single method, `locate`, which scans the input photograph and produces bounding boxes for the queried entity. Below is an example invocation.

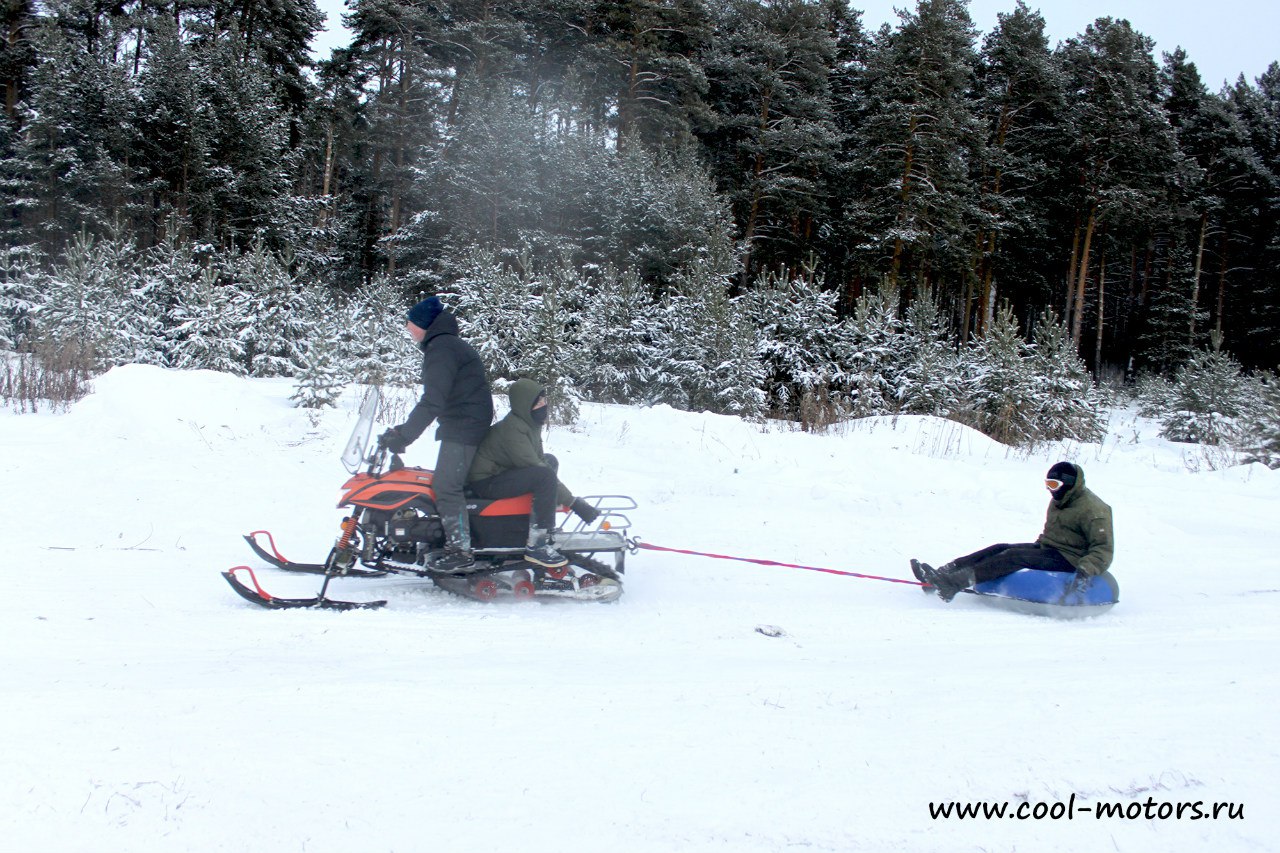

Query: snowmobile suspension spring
[336,516,359,550]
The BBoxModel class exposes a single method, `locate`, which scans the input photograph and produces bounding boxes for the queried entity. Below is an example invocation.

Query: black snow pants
[952,542,1075,583]
[469,465,559,531]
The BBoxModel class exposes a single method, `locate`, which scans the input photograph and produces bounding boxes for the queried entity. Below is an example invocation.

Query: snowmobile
[224,390,638,610]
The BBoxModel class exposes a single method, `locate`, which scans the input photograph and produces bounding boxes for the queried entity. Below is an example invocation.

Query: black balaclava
[1046,461,1078,501]
[530,393,549,426]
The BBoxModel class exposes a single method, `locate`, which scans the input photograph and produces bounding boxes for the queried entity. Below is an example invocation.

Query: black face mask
[531,405,549,426]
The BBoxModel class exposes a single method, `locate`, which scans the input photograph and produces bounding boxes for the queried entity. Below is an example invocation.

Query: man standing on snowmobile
[379,297,493,573]
[468,378,601,569]
[912,461,1113,602]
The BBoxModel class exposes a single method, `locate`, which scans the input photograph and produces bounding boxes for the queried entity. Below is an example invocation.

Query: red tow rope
[633,541,925,587]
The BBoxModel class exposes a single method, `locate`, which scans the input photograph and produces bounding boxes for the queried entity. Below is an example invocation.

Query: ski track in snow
[2,365,1277,853]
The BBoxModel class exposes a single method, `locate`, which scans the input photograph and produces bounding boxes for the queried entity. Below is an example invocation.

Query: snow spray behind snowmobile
[224,389,639,609]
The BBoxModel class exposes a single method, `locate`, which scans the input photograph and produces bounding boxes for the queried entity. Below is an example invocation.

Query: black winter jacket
[397,310,494,446]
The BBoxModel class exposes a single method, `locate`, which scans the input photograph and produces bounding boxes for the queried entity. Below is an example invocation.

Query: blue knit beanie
[407,296,443,330]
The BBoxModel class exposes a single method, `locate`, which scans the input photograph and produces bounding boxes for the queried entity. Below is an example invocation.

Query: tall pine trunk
[1065,218,1081,329]
[1189,211,1208,343]
[739,84,773,289]
[1094,244,1106,375]
[1214,230,1230,337]
[1072,202,1098,345]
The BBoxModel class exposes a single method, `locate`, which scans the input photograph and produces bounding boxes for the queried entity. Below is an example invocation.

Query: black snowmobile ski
[222,566,387,611]
[243,530,328,573]
[244,530,387,577]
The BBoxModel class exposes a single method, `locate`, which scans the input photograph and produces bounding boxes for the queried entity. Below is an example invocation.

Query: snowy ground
[2,365,1277,853]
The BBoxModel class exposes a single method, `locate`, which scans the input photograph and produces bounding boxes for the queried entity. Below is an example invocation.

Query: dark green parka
[1036,464,1114,576]
[468,378,575,506]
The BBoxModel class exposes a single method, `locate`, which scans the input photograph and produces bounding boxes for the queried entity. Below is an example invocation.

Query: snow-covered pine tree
[166,267,248,375]
[656,251,764,417]
[123,230,194,368]
[339,277,417,389]
[846,283,904,417]
[1136,240,1204,373]
[445,247,586,422]
[699,0,842,286]
[228,240,314,377]
[444,247,540,383]
[844,0,983,294]
[523,258,581,425]
[748,267,851,418]
[292,303,346,410]
[897,292,960,416]
[1160,334,1250,445]
[1129,370,1174,418]
[0,246,41,350]
[1239,370,1280,469]
[970,2,1068,336]
[1030,307,1106,442]
[8,23,140,254]
[1058,17,1178,347]
[34,231,141,370]
[959,302,1039,444]
[573,266,661,405]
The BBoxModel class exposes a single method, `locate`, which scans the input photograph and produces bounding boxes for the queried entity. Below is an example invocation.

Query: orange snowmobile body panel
[339,466,538,516]
[339,468,436,511]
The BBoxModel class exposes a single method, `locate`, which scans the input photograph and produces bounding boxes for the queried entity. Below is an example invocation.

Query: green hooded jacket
[1036,464,1114,576]
[468,378,575,506]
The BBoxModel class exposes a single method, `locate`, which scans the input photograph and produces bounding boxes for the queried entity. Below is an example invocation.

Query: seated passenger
[912,462,1114,602]
[468,378,600,568]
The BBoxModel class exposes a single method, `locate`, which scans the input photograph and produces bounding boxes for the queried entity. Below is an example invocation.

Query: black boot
[432,546,477,574]
[918,562,974,603]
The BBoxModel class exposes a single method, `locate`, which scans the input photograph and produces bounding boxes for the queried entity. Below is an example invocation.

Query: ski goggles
[1045,478,1065,491]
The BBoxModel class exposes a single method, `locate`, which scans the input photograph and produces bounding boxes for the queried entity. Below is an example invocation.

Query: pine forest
[1,0,1278,458]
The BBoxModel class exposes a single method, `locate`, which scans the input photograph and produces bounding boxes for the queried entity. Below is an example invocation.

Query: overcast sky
[311,0,1277,93]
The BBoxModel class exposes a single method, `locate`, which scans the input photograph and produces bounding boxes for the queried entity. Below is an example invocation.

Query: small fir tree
[573,266,662,405]
[960,303,1039,444]
[655,253,764,417]
[229,240,313,377]
[35,231,140,369]
[846,283,904,417]
[292,325,347,409]
[340,277,418,389]
[1160,334,1250,445]
[1030,307,1106,442]
[167,267,248,375]
[523,259,581,425]
[0,247,41,350]
[897,293,960,416]
[749,268,852,417]
[445,247,540,383]
[1239,370,1280,468]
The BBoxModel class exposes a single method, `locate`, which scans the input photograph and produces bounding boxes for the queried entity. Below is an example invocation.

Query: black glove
[378,426,409,454]
[1064,570,1091,599]
[571,497,600,524]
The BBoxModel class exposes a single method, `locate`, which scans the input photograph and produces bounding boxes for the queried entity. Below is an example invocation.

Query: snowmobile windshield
[341,388,381,473]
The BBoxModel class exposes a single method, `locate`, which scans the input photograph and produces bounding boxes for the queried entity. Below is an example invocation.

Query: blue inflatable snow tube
[971,569,1119,618]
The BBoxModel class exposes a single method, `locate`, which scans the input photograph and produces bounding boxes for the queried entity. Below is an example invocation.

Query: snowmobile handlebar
[363,445,404,476]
